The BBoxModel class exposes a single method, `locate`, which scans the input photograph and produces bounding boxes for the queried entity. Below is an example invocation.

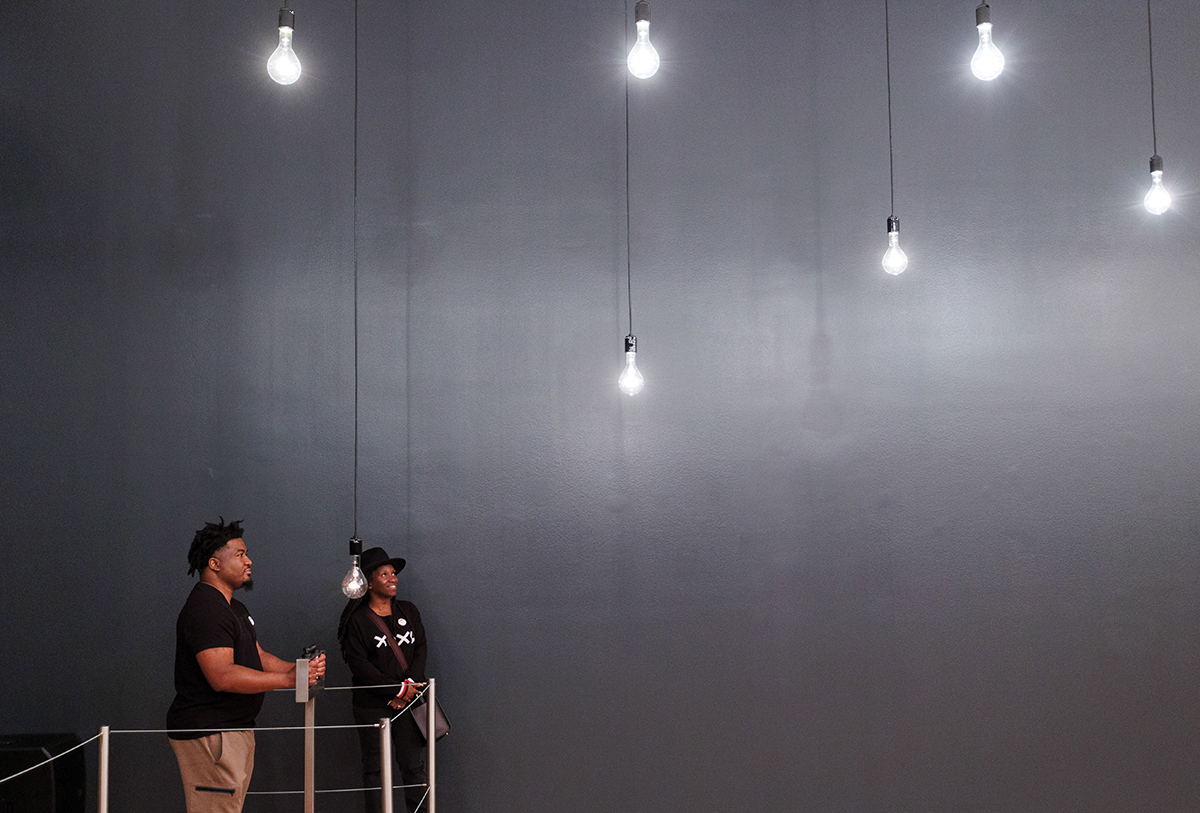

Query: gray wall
[4,0,1200,810]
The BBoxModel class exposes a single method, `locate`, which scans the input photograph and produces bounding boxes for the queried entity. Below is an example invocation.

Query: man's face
[210,538,254,591]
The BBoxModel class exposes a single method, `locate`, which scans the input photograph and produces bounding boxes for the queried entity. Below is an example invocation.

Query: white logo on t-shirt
[374,635,388,649]
[395,631,414,646]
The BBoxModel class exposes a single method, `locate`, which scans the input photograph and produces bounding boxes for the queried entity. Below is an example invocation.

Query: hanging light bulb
[1144,154,1171,215]
[618,334,645,395]
[882,216,908,275]
[628,0,660,79]
[970,2,1004,81]
[268,6,302,85]
[341,537,368,598]
[879,0,908,279]
[1141,2,1169,216]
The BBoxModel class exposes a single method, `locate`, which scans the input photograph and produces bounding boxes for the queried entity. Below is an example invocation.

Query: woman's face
[368,564,398,599]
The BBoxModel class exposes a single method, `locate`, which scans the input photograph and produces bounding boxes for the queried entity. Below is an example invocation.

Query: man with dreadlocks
[166,518,325,813]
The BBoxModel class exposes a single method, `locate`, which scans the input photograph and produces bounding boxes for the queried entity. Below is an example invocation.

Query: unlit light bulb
[970,3,1004,81]
[268,7,302,85]
[341,540,367,598]
[619,334,645,395]
[628,1,660,79]
[882,216,908,276]
[1145,155,1171,215]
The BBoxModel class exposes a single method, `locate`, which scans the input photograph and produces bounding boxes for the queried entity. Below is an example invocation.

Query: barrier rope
[268,682,409,692]
[248,781,427,795]
[245,782,432,813]
[245,680,433,803]
[0,732,102,788]
[411,785,431,810]
[111,682,426,734]
[110,722,372,734]
[0,680,436,799]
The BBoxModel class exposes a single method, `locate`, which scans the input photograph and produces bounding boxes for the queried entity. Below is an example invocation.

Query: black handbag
[365,610,451,741]
[412,697,451,742]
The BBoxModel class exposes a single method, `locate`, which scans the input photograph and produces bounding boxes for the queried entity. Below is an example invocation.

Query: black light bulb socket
[975,2,991,26]
[887,215,901,235]
[625,334,638,353]
[635,0,651,24]
[278,7,295,29]
[1150,154,1164,173]
[349,537,362,556]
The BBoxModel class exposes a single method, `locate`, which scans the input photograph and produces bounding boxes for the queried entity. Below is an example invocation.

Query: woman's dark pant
[352,705,428,813]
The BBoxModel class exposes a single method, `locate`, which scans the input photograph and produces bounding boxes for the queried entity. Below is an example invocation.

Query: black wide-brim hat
[360,546,406,577]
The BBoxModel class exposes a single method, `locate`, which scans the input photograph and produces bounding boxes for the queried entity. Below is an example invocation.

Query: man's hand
[307,653,326,687]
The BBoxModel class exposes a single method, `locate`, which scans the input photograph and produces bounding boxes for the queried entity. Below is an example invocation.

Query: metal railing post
[304,695,316,813]
[426,679,436,813]
[97,726,109,813]
[380,717,394,813]
[295,651,322,813]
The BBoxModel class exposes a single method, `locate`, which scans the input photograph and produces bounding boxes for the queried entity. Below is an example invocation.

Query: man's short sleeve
[179,587,239,654]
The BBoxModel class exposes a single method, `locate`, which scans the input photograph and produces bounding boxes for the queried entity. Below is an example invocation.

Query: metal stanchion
[97,725,109,813]
[97,726,110,813]
[380,716,394,813]
[296,651,323,813]
[303,697,316,813]
[426,679,436,813]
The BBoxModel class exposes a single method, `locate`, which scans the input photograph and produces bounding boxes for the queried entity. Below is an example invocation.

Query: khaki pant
[169,731,255,813]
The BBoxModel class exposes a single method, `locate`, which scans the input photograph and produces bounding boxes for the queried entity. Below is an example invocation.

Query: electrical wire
[885,0,896,216]
[1146,0,1158,155]
[353,0,360,538]
[624,0,634,337]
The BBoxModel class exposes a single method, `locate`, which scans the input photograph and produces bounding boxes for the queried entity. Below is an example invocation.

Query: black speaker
[0,734,85,813]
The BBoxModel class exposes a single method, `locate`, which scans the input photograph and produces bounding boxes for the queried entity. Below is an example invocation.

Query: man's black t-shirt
[166,582,266,740]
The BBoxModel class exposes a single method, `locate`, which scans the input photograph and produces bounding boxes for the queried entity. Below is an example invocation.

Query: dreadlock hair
[187,517,245,577]
[337,596,367,662]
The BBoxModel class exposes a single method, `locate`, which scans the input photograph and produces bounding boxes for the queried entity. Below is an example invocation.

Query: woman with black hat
[337,546,428,813]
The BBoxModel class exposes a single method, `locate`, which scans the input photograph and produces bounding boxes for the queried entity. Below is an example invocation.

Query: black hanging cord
[625,76,634,335]
[353,0,360,538]
[624,0,634,336]
[1146,0,1158,155]
[885,0,896,216]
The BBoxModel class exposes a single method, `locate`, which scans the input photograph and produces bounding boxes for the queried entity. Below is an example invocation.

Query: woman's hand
[387,680,421,710]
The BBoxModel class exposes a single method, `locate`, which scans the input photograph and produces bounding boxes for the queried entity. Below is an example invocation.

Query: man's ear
[208,556,221,571]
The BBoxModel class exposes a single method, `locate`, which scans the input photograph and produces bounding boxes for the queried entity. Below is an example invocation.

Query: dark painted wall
[4,0,1200,810]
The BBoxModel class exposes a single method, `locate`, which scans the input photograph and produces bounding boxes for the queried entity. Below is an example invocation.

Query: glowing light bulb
[341,555,367,598]
[882,216,908,276]
[619,334,645,395]
[268,7,302,85]
[341,539,367,598]
[1144,155,1171,215]
[628,1,660,79]
[970,3,1004,81]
